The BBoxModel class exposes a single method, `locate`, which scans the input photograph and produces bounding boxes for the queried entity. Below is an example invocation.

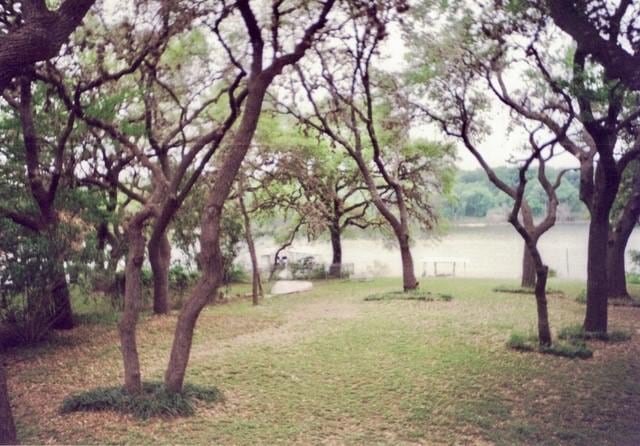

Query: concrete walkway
[271,280,313,295]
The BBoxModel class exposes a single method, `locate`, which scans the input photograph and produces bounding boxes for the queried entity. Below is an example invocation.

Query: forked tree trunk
[398,232,418,290]
[149,230,171,314]
[521,244,536,288]
[119,221,146,394]
[584,214,610,333]
[328,221,342,278]
[0,362,16,445]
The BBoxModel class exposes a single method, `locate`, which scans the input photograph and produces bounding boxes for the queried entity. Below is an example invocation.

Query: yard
[6,278,640,445]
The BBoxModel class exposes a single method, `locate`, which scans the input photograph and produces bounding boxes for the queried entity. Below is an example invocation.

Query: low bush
[60,381,223,419]
[225,264,248,284]
[493,286,563,295]
[364,290,453,302]
[506,333,536,352]
[168,265,200,291]
[575,289,587,304]
[507,332,593,359]
[627,273,640,284]
[558,324,632,343]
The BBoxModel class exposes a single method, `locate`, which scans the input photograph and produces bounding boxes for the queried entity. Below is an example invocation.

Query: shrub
[60,381,223,419]
[225,264,248,284]
[493,286,563,295]
[0,294,57,346]
[626,273,640,285]
[168,265,199,291]
[506,332,593,359]
[364,290,453,302]
[540,342,593,359]
[506,333,536,352]
[575,289,587,304]
[558,324,632,343]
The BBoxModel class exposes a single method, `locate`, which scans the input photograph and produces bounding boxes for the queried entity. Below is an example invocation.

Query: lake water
[239,223,640,280]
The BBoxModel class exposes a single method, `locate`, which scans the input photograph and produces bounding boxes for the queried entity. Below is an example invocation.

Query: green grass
[7,277,640,445]
[61,382,223,419]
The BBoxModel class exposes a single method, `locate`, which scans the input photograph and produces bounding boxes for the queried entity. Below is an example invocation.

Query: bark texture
[149,230,171,314]
[328,220,342,278]
[521,242,536,288]
[0,362,16,445]
[0,0,95,91]
[119,219,147,394]
[584,214,611,332]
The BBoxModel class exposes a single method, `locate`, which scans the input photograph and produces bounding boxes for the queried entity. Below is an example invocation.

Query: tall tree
[460,2,640,332]
[0,77,78,329]
[164,0,337,394]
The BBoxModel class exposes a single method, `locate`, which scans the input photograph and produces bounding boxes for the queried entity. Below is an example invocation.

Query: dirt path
[153,296,364,374]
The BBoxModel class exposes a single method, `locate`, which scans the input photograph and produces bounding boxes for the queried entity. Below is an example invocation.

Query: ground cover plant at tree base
[4,278,640,445]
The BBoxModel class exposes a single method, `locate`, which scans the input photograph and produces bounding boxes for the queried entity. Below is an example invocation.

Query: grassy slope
[5,278,640,445]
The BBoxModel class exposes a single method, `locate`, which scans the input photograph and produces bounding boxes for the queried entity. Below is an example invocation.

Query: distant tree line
[443,167,585,220]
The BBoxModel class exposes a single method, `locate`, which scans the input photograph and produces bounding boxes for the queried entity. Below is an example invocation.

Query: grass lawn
[5,278,640,445]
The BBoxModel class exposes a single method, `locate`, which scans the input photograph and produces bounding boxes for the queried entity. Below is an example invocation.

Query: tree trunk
[533,263,552,346]
[607,236,629,300]
[398,232,418,290]
[164,78,269,394]
[606,176,640,300]
[119,221,145,394]
[0,362,16,445]
[238,191,262,305]
[50,269,75,330]
[584,214,610,332]
[328,221,342,278]
[149,230,171,314]
[164,203,225,394]
[521,243,536,288]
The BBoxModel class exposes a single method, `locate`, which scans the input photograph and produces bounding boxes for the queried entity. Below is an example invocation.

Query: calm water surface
[243,223,640,280]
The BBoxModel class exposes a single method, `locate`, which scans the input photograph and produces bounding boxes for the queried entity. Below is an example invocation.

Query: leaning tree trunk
[521,243,536,288]
[149,230,171,314]
[119,220,146,394]
[584,213,610,333]
[164,80,269,394]
[398,231,418,291]
[0,362,16,445]
[328,221,343,278]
